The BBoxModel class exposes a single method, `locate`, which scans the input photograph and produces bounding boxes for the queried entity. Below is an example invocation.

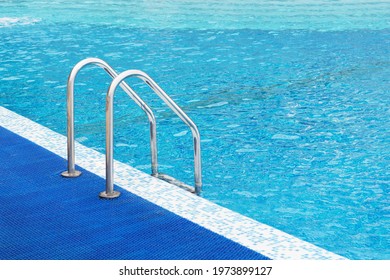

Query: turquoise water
[1,1,389,259]
[1,0,389,30]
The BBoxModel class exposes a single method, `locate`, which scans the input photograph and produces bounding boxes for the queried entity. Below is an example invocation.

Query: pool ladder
[61,58,202,196]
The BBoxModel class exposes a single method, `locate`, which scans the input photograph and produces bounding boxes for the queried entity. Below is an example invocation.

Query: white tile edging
[0,106,346,260]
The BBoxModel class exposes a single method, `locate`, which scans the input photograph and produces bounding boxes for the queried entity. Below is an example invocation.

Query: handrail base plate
[61,170,82,178]
[99,190,121,199]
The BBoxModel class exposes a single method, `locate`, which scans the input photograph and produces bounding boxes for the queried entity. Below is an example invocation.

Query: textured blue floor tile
[0,126,269,260]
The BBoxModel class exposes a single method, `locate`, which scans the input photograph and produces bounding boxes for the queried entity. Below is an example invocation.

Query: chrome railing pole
[192,128,202,194]
[61,58,158,179]
[61,61,86,178]
[100,74,123,198]
[99,85,120,199]
[149,119,158,175]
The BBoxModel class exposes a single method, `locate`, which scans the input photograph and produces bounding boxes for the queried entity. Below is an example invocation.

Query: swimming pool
[1,0,389,259]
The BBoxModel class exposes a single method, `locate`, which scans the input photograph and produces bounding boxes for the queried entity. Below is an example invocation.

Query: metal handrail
[61,58,158,185]
[101,69,202,197]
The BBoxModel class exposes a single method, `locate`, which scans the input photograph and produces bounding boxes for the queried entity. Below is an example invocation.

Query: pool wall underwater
[0,106,346,259]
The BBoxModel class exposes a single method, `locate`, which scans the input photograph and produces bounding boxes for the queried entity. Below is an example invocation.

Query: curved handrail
[61,58,158,180]
[102,70,202,196]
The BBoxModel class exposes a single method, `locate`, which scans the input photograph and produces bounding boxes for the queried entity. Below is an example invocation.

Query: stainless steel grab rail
[61,58,158,185]
[100,70,202,197]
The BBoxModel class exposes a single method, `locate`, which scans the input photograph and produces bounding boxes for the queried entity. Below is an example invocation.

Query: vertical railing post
[60,62,84,178]
[192,129,202,194]
[98,88,120,199]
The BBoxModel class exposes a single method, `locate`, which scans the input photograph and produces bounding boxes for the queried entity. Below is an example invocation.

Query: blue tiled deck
[0,126,269,260]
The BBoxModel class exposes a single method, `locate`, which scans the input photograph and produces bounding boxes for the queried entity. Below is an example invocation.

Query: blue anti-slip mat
[0,126,269,260]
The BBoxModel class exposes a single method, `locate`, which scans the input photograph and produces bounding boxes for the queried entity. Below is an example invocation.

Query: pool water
[1,0,389,259]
